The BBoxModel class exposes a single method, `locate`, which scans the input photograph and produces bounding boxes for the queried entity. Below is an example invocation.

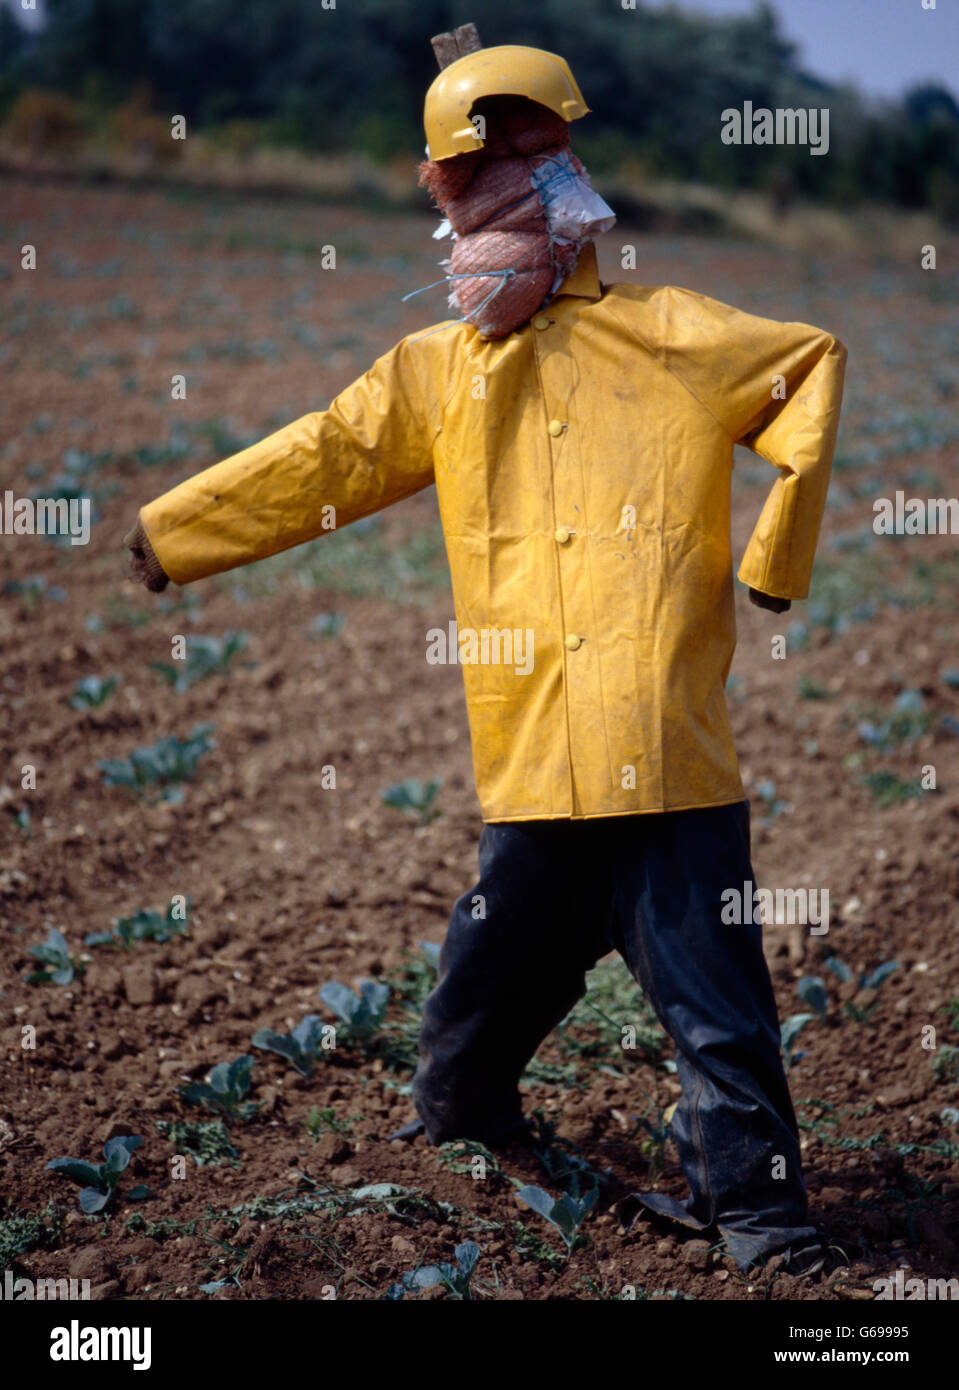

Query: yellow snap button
[554,527,571,545]
[547,419,564,437]
[533,315,550,331]
[564,634,582,651]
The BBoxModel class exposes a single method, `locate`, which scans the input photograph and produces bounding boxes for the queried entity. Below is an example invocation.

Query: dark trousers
[411,801,820,1269]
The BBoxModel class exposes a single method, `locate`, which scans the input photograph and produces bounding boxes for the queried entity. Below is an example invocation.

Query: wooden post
[430,22,482,70]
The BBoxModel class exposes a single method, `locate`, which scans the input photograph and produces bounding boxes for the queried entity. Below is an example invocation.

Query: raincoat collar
[553,240,602,301]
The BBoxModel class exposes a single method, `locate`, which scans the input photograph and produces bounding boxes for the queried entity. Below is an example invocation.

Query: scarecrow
[125,27,847,1277]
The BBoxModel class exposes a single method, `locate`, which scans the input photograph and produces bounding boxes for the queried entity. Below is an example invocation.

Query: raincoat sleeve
[665,288,847,600]
[138,336,439,585]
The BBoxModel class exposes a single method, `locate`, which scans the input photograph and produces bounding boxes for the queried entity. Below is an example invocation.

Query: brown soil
[1,178,958,1303]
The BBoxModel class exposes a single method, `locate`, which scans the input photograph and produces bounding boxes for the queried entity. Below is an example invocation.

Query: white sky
[645,0,958,99]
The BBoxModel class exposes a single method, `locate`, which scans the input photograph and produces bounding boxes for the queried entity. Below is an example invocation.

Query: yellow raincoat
[139,242,846,822]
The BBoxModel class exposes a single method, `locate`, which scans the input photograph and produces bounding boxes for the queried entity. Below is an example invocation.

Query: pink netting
[417,100,582,340]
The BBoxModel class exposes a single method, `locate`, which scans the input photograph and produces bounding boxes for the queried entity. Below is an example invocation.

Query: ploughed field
[1,177,958,1301]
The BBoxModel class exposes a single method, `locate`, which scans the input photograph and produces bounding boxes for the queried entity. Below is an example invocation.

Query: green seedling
[754,778,789,826]
[84,595,153,632]
[7,806,31,837]
[842,960,900,1022]
[796,675,832,700]
[69,675,120,710]
[932,1045,959,1087]
[151,632,247,691]
[781,1013,816,1071]
[177,1056,258,1125]
[85,901,190,950]
[25,928,82,986]
[3,575,67,611]
[385,1241,481,1300]
[798,975,829,1017]
[860,771,926,807]
[380,778,442,825]
[630,1103,676,1182]
[318,979,390,1045]
[526,1111,612,1199]
[131,423,192,470]
[308,612,345,639]
[46,1136,147,1213]
[516,1185,597,1256]
[857,689,934,752]
[98,724,215,802]
[252,1015,333,1078]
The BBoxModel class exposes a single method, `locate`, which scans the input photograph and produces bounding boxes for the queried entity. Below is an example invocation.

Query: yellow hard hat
[424,44,590,161]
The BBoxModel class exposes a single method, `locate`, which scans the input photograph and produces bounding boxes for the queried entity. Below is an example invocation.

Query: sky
[646,0,958,99]
[4,0,957,101]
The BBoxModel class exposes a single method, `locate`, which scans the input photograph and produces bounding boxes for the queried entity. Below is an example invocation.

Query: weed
[379,943,440,1071]
[156,1119,239,1168]
[434,1140,504,1183]
[512,1219,563,1266]
[305,1106,358,1140]
[46,1136,147,1213]
[98,724,215,802]
[0,1202,62,1266]
[347,1182,460,1227]
[939,999,959,1030]
[25,928,83,986]
[629,1101,677,1181]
